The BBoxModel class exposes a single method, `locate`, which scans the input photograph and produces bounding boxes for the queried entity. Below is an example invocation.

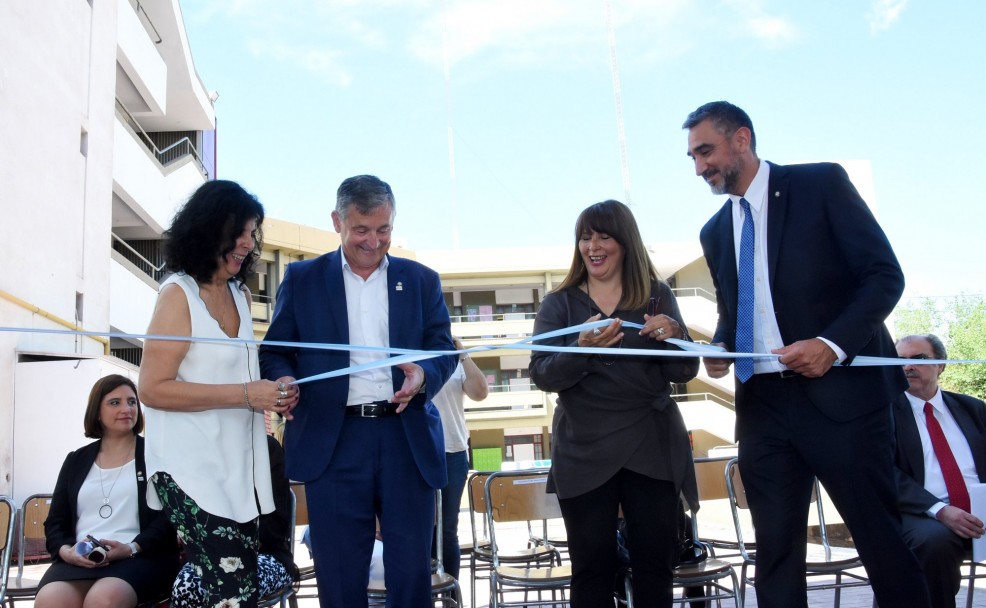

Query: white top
[341,252,392,404]
[432,363,469,453]
[729,160,845,372]
[905,389,978,516]
[143,273,274,523]
[77,459,139,543]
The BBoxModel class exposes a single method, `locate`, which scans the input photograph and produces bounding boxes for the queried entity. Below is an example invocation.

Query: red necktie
[924,401,971,512]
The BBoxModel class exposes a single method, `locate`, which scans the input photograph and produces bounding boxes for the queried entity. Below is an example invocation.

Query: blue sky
[182,0,985,300]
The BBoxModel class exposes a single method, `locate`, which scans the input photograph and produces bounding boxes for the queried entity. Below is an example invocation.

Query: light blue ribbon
[1,323,981,387]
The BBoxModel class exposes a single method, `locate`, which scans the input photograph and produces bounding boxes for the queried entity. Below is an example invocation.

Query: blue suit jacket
[258,249,456,488]
[894,391,986,515]
[699,161,907,421]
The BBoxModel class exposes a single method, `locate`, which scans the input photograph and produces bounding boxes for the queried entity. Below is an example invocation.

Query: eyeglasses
[904,354,931,360]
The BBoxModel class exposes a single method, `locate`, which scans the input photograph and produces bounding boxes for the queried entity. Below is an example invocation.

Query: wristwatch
[128,542,140,557]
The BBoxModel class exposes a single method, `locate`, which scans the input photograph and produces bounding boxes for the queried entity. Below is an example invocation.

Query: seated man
[893,334,986,608]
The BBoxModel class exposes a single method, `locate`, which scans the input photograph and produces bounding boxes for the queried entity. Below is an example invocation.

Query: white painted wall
[0,0,121,495]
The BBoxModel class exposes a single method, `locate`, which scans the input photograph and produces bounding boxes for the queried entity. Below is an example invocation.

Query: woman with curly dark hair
[138,180,299,607]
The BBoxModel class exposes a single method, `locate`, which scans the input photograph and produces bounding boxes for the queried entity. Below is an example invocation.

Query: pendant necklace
[213,286,229,332]
[199,286,229,333]
[96,453,127,519]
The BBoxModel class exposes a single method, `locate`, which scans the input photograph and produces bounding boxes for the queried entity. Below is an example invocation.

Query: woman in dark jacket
[530,200,699,608]
[35,375,180,608]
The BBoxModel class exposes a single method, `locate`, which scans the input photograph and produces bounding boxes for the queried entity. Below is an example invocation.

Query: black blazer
[893,391,986,515]
[44,435,178,559]
[699,161,907,421]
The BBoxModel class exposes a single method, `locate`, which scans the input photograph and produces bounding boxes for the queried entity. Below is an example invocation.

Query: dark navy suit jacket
[698,161,908,421]
[894,391,986,514]
[259,248,456,489]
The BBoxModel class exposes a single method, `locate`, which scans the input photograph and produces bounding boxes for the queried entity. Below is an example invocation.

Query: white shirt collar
[339,249,389,278]
[905,387,945,413]
[729,160,769,211]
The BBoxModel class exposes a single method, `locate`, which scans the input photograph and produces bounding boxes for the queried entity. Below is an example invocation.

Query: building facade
[0,1,738,503]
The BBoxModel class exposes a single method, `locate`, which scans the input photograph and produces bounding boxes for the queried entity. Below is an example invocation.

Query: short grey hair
[336,175,395,219]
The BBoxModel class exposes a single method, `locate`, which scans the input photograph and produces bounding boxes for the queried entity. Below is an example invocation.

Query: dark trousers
[901,513,967,608]
[435,449,468,579]
[736,374,931,608]
[152,472,260,608]
[559,469,679,608]
[305,416,435,608]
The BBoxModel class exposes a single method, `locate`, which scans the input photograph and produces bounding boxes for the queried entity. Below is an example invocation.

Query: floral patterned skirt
[152,472,260,608]
[171,553,293,608]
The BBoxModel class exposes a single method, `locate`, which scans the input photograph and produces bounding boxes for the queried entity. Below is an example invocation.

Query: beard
[704,156,744,195]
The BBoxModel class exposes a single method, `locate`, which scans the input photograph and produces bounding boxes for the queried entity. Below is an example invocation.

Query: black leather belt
[345,401,399,418]
[755,370,800,379]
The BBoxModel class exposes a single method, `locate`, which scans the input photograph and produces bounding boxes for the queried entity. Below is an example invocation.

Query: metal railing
[673,391,736,410]
[115,99,209,178]
[671,286,717,302]
[130,0,162,43]
[111,234,166,282]
[449,312,536,323]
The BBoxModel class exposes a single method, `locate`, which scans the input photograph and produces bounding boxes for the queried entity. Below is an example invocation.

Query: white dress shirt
[905,389,979,516]
[341,253,393,405]
[728,160,846,373]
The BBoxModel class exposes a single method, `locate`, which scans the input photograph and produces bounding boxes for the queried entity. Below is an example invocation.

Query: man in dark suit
[259,175,456,607]
[894,333,986,608]
[682,101,930,608]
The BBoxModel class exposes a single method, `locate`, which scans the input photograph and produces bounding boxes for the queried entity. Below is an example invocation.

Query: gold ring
[593,328,602,336]
[276,398,282,407]
[657,327,666,336]
[277,382,286,391]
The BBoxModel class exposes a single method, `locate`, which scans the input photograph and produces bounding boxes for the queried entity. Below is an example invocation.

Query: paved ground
[12,504,986,607]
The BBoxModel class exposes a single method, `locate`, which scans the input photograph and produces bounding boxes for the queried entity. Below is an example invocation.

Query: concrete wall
[0,1,120,495]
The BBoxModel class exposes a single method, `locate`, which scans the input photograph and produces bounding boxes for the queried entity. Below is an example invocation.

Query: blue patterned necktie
[735,198,755,383]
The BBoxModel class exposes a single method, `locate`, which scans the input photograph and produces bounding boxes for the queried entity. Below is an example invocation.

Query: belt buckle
[779,370,797,379]
[361,403,371,417]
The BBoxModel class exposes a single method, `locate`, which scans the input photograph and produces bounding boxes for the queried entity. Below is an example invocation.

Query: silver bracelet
[243,383,253,412]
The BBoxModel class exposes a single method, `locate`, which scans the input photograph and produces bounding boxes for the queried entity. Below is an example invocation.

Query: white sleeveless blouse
[143,273,274,523]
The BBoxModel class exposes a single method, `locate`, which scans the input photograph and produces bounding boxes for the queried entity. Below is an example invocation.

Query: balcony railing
[673,391,735,411]
[115,99,210,178]
[671,286,717,302]
[464,389,546,419]
[111,234,166,283]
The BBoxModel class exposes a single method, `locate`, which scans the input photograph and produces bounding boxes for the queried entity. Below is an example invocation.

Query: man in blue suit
[259,175,456,607]
[682,101,931,608]
[894,334,986,608]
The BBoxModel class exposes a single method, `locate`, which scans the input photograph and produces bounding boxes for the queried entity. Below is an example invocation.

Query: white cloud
[407,0,691,68]
[748,15,799,48]
[246,39,353,87]
[723,0,800,48]
[867,0,908,34]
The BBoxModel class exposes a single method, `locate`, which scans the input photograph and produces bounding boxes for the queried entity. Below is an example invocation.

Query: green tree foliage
[893,295,986,400]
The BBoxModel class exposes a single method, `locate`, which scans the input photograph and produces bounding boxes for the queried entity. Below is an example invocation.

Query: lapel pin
[396,282,403,292]
[774,191,780,197]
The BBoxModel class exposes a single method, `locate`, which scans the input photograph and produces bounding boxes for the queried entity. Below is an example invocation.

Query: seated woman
[36,375,181,608]
[171,435,300,607]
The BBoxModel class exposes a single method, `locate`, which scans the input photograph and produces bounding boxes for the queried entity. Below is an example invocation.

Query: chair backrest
[291,482,309,527]
[483,469,559,568]
[0,496,17,602]
[725,458,829,559]
[16,493,53,579]
[485,470,559,524]
[467,471,491,550]
[694,456,732,502]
